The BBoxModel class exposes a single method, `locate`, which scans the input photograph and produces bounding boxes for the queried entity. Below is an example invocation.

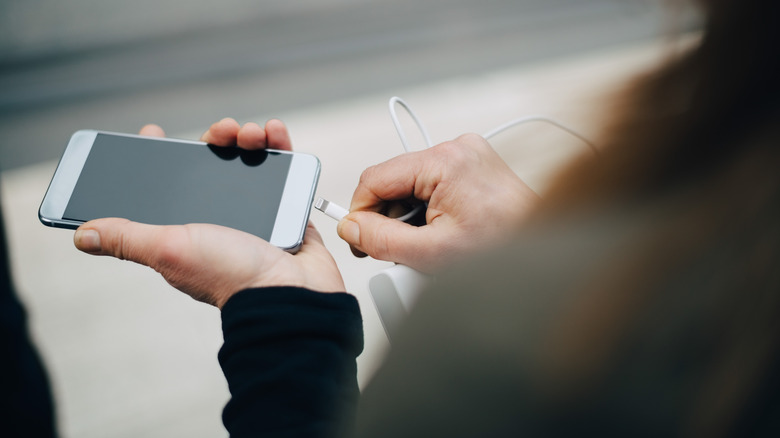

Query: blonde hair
[536,1,780,434]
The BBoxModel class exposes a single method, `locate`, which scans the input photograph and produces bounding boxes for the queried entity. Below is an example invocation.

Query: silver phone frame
[39,129,320,253]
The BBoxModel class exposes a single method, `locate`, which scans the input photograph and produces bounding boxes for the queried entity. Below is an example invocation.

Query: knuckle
[429,142,455,166]
[111,234,129,261]
[456,133,489,155]
[105,219,132,260]
[433,139,471,168]
[364,221,395,261]
[358,164,380,186]
[456,132,485,144]
[433,139,459,155]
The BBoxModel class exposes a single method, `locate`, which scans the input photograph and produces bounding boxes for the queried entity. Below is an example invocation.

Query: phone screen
[62,133,293,240]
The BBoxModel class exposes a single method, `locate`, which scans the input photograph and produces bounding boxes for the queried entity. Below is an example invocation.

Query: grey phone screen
[63,133,292,239]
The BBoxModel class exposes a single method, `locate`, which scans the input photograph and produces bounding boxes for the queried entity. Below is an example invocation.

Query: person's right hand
[337,133,540,272]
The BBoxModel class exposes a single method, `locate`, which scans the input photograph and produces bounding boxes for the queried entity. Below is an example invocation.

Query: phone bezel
[39,130,320,253]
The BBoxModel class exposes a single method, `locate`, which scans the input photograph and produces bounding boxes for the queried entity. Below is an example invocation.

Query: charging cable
[315,96,596,220]
[388,96,433,152]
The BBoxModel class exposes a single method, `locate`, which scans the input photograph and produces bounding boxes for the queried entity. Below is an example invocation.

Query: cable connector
[314,197,349,221]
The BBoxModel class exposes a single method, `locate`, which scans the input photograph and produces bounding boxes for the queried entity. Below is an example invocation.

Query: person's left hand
[73,120,345,308]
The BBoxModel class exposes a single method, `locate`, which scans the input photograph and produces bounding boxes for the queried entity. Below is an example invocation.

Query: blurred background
[0,0,688,170]
[1,0,698,437]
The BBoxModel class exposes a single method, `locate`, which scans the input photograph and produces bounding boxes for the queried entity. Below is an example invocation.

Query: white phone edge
[39,129,98,229]
[270,151,320,253]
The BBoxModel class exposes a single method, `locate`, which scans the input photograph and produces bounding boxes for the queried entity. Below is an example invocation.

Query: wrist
[222,285,352,311]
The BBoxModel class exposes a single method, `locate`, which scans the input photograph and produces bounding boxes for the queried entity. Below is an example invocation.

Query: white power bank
[369,264,430,343]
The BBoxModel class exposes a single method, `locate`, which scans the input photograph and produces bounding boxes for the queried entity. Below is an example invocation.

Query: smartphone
[39,130,320,252]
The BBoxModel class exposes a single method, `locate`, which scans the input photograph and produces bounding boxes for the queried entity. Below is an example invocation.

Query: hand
[337,133,539,272]
[73,119,345,308]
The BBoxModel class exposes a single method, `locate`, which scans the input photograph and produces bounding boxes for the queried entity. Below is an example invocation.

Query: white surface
[1,41,671,437]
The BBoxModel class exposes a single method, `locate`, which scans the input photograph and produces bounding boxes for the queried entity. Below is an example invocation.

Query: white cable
[483,115,599,155]
[388,96,433,152]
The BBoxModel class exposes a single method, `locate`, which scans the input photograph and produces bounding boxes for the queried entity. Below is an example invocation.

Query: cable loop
[388,96,433,152]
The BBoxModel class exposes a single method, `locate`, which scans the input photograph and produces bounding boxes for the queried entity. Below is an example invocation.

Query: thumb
[337,211,437,269]
[74,218,171,267]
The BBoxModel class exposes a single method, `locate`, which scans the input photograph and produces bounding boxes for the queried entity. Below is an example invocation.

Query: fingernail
[338,219,360,245]
[74,229,101,253]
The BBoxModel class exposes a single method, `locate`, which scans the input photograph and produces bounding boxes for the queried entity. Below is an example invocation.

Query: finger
[236,122,267,150]
[200,117,240,146]
[74,218,180,269]
[349,150,430,211]
[337,211,440,270]
[265,119,293,151]
[139,124,166,137]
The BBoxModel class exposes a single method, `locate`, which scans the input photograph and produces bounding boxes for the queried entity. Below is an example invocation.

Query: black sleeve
[1,192,57,438]
[218,287,364,438]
